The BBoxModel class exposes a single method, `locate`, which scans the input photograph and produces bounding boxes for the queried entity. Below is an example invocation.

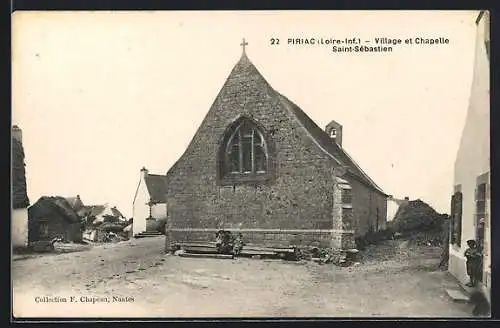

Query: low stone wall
[165,228,355,252]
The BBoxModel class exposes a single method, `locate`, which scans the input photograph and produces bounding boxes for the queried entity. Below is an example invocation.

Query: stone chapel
[165,40,388,251]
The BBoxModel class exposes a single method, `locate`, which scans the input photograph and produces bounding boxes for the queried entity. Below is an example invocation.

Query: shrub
[355,228,394,249]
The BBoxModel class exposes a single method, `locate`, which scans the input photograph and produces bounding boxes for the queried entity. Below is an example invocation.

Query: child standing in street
[464,239,482,287]
[232,233,245,256]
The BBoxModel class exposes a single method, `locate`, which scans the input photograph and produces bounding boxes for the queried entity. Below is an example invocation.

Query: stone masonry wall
[166,56,340,250]
[165,55,384,251]
[349,176,388,237]
[168,229,337,249]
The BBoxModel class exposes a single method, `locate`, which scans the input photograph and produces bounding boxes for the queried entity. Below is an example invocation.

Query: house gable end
[133,174,144,206]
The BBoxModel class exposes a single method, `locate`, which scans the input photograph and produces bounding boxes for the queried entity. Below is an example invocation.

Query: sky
[12,10,480,217]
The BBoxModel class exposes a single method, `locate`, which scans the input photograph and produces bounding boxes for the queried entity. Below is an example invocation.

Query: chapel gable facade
[165,45,387,251]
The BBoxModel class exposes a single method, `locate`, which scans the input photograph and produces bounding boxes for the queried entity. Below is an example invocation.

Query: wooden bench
[174,241,296,257]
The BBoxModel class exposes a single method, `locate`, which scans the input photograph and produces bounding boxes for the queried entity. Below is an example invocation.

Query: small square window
[341,188,352,204]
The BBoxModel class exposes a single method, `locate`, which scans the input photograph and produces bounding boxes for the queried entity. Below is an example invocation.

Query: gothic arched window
[225,120,267,174]
[218,118,273,184]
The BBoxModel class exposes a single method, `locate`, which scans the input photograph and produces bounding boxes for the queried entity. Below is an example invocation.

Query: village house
[449,11,490,303]
[12,125,30,248]
[386,196,409,222]
[79,203,129,241]
[78,203,127,225]
[88,204,127,225]
[65,195,84,212]
[165,41,388,251]
[132,167,167,236]
[28,196,83,243]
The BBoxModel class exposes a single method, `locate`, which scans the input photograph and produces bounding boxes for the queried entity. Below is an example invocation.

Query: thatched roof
[65,195,84,210]
[110,206,126,218]
[28,196,80,224]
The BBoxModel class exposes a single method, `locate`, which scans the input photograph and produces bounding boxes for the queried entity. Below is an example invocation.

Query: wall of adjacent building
[151,203,167,220]
[12,208,28,248]
[132,175,150,236]
[349,177,388,237]
[449,11,490,302]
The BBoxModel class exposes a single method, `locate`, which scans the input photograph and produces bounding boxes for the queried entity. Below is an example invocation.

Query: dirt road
[12,237,473,318]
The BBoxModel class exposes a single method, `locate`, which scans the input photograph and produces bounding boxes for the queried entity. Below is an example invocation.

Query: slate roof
[236,53,386,195]
[167,52,387,196]
[12,136,30,209]
[277,93,386,195]
[144,174,168,203]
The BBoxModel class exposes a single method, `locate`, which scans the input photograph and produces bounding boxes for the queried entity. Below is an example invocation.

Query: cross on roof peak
[240,38,248,54]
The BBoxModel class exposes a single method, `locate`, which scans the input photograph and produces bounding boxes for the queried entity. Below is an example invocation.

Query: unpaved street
[12,237,473,318]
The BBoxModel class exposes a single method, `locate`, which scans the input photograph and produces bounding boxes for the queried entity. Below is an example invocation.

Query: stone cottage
[28,196,83,243]
[165,42,388,251]
[12,125,30,248]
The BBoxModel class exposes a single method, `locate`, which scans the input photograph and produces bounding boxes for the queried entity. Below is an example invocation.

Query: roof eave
[345,169,388,197]
[476,10,486,25]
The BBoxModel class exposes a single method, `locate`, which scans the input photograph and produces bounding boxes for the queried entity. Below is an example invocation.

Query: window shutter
[474,187,478,230]
[450,194,456,244]
[456,192,463,247]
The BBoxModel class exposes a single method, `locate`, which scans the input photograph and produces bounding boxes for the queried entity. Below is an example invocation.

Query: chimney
[404,196,409,201]
[141,166,149,178]
[12,125,22,143]
[325,120,343,147]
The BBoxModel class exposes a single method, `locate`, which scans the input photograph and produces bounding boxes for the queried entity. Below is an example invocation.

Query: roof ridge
[276,92,343,166]
[274,92,386,195]
[166,52,273,178]
[165,53,386,196]
[338,147,385,194]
